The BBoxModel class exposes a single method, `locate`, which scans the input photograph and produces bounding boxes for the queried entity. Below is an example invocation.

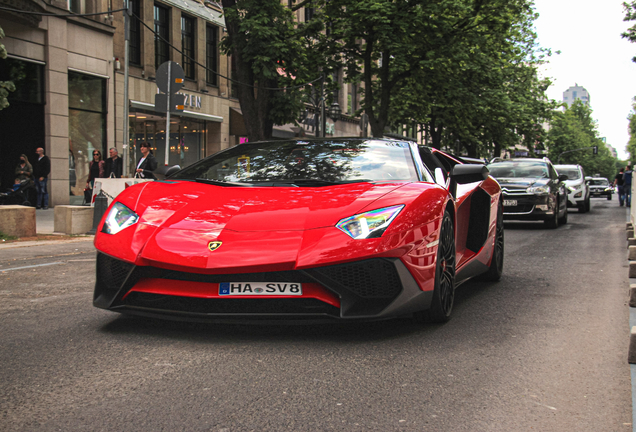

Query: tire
[558,206,568,225]
[478,203,504,282]
[417,210,456,323]
[544,197,559,229]
[21,201,30,207]
[585,197,591,212]
[607,194,612,200]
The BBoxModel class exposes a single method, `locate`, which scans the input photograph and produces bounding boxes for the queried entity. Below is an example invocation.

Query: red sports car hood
[99,180,445,271]
[134,180,407,232]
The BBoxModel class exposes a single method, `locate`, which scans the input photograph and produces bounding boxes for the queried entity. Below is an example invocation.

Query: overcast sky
[533,0,636,160]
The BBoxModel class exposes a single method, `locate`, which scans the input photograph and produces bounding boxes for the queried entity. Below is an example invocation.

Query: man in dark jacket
[104,147,123,178]
[33,147,50,209]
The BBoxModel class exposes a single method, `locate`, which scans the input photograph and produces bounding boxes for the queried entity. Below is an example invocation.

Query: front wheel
[416,210,456,323]
[607,194,612,200]
[478,203,504,282]
[558,206,568,225]
[545,198,560,229]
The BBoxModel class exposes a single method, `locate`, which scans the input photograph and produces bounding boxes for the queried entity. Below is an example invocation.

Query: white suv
[555,164,590,213]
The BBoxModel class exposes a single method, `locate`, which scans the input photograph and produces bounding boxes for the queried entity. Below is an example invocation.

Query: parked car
[93,138,504,324]
[554,164,590,212]
[488,157,568,228]
[587,177,614,200]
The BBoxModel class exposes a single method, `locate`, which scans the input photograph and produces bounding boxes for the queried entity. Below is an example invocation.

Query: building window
[206,25,218,86]
[347,84,357,114]
[68,71,107,201]
[68,0,81,13]
[305,7,314,22]
[129,0,141,65]
[154,4,170,69]
[181,15,195,79]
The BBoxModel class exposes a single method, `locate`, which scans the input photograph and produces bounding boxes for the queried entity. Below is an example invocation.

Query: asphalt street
[0,198,632,431]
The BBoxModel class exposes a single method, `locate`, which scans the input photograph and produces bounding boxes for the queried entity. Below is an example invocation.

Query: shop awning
[130,100,223,122]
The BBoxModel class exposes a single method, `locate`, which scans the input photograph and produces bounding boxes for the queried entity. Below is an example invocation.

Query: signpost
[155,61,186,165]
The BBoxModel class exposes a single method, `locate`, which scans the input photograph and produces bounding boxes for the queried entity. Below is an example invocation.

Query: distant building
[563,84,591,107]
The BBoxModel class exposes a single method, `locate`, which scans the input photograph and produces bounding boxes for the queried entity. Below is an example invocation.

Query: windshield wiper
[264,178,374,186]
[194,178,253,187]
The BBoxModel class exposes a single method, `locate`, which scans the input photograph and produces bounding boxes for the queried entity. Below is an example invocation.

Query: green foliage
[547,100,617,179]
[0,25,15,111]
[316,0,555,157]
[622,1,636,62]
[219,0,324,141]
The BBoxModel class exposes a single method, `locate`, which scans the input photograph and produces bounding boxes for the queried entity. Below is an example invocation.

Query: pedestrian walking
[615,168,625,206]
[104,147,123,178]
[625,165,633,208]
[86,149,105,189]
[135,142,157,179]
[33,147,50,209]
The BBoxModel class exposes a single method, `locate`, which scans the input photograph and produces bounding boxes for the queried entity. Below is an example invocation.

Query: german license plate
[219,282,302,296]
[504,199,517,207]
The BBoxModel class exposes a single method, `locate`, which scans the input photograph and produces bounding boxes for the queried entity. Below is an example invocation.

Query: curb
[0,236,94,250]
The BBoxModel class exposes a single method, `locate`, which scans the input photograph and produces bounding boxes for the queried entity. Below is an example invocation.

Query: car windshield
[488,161,549,179]
[589,179,609,186]
[170,139,422,184]
[556,167,581,180]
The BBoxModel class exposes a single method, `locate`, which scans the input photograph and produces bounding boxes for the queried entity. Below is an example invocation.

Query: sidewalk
[36,207,55,234]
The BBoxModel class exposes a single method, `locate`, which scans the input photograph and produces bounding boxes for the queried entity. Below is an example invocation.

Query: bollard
[628,229,635,240]
[629,246,636,261]
[630,284,636,307]
[629,327,636,364]
[89,192,108,235]
[628,222,634,230]
[630,262,636,278]
[629,238,636,248]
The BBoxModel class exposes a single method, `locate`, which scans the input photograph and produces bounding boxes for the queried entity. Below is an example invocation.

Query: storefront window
[68,71,106,203]
[129,112,205,175]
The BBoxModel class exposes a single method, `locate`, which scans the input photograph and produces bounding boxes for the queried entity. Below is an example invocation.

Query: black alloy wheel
[417,210,456,323]
[478,202,504,281]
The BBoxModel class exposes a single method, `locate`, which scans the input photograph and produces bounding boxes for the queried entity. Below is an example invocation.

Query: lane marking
[0,262,64,272]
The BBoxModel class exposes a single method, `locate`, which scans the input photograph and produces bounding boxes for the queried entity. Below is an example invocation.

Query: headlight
[336,205,404,239]
[102,202,139,234]
[567,186,575,193]
[527,185,550,194]
[604,187,612,192]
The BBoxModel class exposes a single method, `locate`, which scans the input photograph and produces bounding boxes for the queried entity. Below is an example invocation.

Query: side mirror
[448,164,489,198]
[434,167,446,187]
[558,174,568,182]
[449,164,489,184]
[165,165,181,177]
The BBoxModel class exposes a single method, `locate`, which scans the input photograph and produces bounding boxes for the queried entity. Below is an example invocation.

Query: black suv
[488,158,569,228]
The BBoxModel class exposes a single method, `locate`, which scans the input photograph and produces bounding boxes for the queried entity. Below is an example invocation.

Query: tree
[318,0,554,158]
[547,100,616,179]
[219,0,324,142]
[0,25,15,111]
[622,1,636,62]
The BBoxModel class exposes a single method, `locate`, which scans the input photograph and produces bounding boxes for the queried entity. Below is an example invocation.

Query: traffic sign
[155,93,186,113]
[156,61,185,94]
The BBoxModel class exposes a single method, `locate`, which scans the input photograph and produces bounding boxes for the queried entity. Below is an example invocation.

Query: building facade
[563,83,590,107]
[0,0,115,206]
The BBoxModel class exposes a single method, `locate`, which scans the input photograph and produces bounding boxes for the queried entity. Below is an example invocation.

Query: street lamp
[328,102,341,122]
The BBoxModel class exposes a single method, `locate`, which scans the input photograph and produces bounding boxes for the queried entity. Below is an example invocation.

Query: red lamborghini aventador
[94,138,503,323]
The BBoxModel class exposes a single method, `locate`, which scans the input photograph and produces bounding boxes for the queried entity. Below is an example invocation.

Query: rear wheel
[585,196,591,212]
[478,203,504,282]
[417,211,456,323]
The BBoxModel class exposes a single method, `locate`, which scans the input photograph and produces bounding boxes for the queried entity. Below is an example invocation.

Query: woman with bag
[85,149,105,204]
